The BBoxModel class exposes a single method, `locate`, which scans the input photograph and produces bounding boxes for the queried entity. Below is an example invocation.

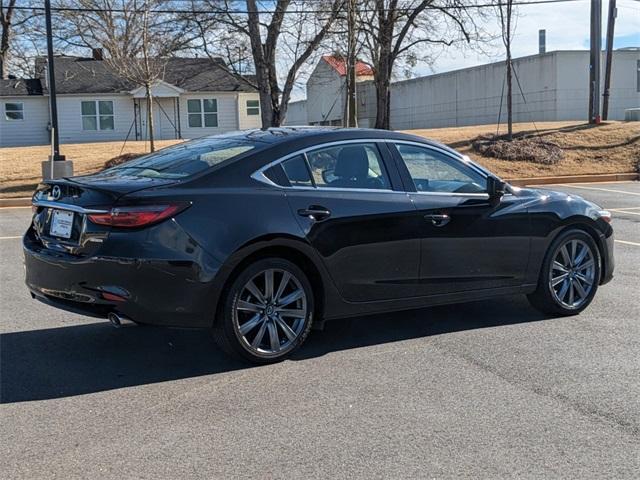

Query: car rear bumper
[23,230,221,328]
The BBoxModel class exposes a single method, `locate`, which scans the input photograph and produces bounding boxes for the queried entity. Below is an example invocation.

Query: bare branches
[1,0,42,78]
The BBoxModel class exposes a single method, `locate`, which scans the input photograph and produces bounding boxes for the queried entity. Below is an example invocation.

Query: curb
[0,197,32,208]
[1,173,638,208]
[507,172,639,186]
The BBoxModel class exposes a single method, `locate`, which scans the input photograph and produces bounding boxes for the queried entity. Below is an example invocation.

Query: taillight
[88,203,189,228]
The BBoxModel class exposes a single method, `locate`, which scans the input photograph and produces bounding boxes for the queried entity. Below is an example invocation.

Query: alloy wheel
[548,239,596,309]
[233,268,308,358]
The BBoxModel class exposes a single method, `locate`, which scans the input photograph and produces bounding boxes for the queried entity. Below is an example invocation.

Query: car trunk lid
[30,175,179,256]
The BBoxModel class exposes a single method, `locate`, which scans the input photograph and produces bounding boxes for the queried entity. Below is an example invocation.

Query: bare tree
[357,0,484,129]
[102,4,167,151]
[496,0,515,139]
[52,0,198,58]
[1,0,40,78]
[190,0,344,128]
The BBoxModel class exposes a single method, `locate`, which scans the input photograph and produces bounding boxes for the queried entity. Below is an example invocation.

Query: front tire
[527,229,600,316]
[212,258,314,364]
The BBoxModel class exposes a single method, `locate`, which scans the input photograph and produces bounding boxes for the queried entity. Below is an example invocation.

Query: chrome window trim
[32,200,109,214]
[250,137,498,197]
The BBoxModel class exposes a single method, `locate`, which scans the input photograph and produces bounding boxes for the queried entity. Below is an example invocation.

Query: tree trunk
[506,55,512,140]
[0,0,15,80]
[505,5,513,140]
[254,60,274,129]
[0,51,7,79]
[374,19,393,130]
[374,58,392,129]
[145,83,155,152]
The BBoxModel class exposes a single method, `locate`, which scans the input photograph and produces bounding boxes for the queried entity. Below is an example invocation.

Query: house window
[81,100,114,130]
[187,99,218,127]
[246,99,260,116]
[5,102,24,121]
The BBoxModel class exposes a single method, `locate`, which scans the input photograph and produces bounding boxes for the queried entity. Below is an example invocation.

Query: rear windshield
[107,138,256,179]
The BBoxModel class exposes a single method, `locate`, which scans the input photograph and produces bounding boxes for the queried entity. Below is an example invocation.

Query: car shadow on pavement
[1,295,548,403]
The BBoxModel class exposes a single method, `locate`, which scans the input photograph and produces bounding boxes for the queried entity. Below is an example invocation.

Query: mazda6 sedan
[24,128,614,363]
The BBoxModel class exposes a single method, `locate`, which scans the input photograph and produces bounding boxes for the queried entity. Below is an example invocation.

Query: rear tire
[212,257,314,364]
[527,229,600,316]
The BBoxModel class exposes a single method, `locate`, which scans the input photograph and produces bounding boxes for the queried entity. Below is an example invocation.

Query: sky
[413,0,640,78]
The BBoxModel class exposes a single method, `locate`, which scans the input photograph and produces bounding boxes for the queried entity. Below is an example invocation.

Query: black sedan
[24,128,614,363]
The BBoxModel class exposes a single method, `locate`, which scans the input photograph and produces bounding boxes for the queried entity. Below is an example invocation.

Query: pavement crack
[430,339,640,438]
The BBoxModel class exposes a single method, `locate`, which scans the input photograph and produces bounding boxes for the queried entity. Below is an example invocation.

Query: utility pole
[602,0,616,120]
[588,0,602,124]
[42,0,73,179]
[344,0,357,127]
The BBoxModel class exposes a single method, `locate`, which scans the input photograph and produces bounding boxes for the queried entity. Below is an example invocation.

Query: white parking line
[615,239,640,247]
[612,210,640,217]
[609,207,640,211]
[0,235,22,240]
[556,184,640,196]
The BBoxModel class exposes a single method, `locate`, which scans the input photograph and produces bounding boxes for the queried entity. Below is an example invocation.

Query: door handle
[298,205,331,222]
[424,213,450,227]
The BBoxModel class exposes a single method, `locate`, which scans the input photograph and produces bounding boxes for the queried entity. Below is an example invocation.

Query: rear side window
[107,138,256,179]
[305,143,390,190]
[282,155,313,187]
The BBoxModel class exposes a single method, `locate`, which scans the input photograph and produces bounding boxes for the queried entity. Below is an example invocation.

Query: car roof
[202,127,460,156]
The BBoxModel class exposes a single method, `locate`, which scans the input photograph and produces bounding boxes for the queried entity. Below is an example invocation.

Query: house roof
[52,56,257,94]
[321,55,374,77]
[0,78,43,96]
[1,56,257,97]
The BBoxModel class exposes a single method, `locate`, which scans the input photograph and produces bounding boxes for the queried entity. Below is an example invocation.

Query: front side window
[188,98,218,127]
[81,100,114,130]
[305,143,390,190]
[394,144,486,194]
[5,102,24,121]
[246,99,260,116]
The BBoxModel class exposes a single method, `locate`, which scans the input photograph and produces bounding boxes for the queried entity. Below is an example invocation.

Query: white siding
[237,92,262,130]
[57,94,136,143]
[0,97,50,147]
[137,97,180,141]
[178,92,239,139]
[283,100,308,125]
[306,61,344,125]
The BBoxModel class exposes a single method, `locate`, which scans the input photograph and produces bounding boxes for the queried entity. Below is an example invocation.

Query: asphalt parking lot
[1,181,639,479]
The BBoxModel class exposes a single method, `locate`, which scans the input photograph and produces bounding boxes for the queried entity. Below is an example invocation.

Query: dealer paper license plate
[50,209,74,239]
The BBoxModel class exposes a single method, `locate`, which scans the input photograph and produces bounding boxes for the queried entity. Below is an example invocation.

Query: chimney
[538,29,546,54]
[92,48,104,61]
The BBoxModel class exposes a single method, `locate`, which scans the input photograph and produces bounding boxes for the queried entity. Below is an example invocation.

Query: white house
[285,49,640,129]
[302,55,374,126]
[0,54,262,147]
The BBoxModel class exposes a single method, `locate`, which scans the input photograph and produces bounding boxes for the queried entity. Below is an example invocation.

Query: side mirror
[487,176,507,202]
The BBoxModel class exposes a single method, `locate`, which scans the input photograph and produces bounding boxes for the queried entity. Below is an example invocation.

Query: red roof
[321,55,374,77]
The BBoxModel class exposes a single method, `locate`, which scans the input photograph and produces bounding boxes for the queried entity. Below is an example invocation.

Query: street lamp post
[42,0,73,180]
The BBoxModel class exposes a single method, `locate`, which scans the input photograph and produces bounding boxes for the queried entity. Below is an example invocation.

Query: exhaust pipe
[108,312,134,328]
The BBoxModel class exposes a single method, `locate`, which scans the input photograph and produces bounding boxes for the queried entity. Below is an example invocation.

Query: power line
[9,0,592,15]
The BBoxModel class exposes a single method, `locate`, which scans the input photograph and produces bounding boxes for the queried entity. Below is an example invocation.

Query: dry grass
[405,121,640,179]
[1,121,638,198]
[0,139,183,198]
